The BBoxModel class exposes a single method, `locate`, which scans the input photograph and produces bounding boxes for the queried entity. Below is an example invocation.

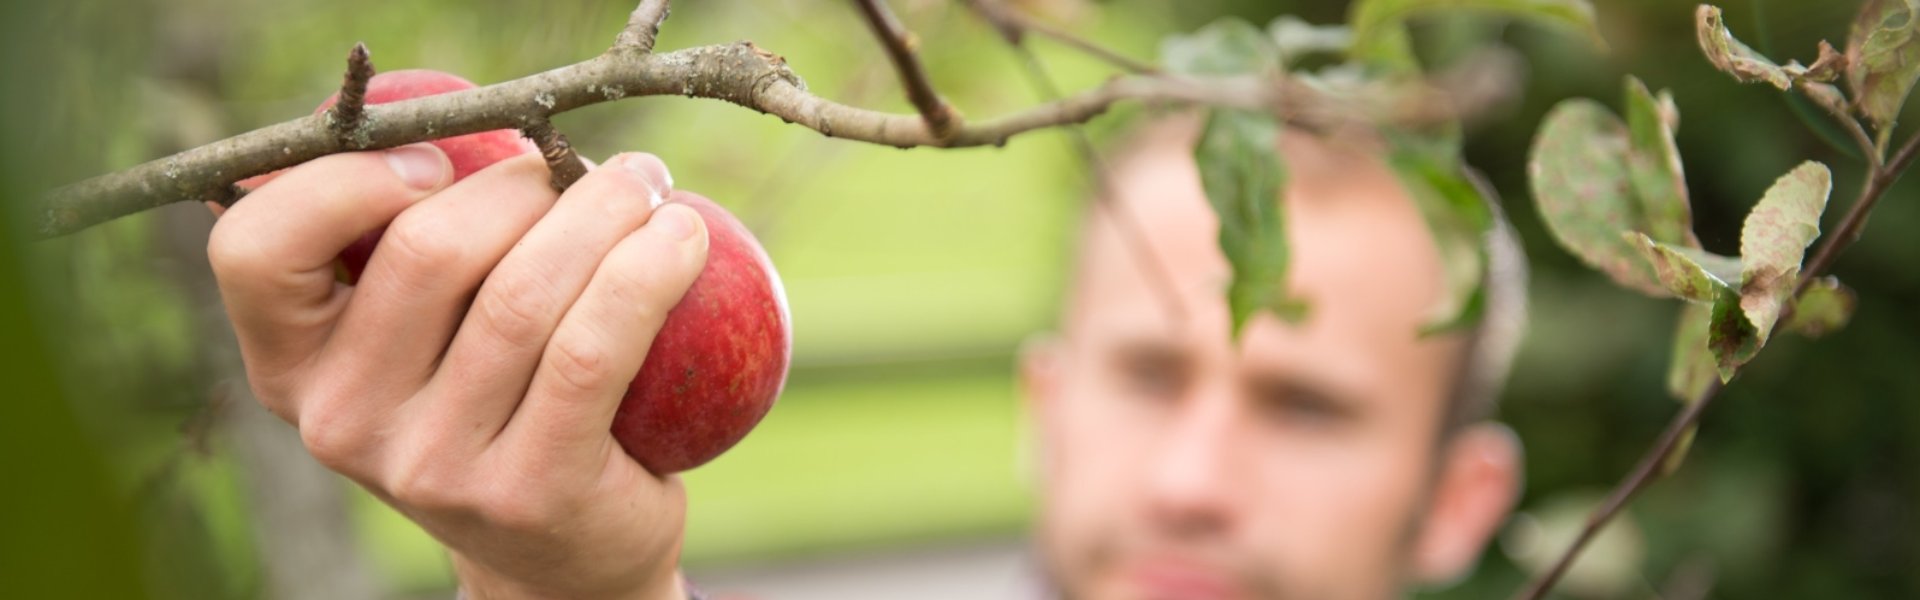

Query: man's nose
[1144,383,1242,537]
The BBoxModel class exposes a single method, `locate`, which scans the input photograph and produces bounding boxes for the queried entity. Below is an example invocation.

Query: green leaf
[1668,303,1717,403]
[1268,16,1353,67]
[1738,161,1832,343]
[1166,18,1302,336]
[1695,5,1793,90]
[1162,18,1283,76]
[1625,232,1739,303]
[1624,77,1697,247]
[1388,139,1496,334]
[1782,276,1857,337]
[1527,93,1698,297]
[1194,109,1300,336]
[1847,0,1920,127]
[1349,0,1604,65]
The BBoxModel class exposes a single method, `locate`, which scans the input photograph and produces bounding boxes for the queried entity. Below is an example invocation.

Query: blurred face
[1024,126,1518,599]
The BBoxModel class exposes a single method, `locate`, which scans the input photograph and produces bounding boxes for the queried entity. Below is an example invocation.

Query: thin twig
[851,0,962,139]
[613,0,672,52]
[965,0,1158,74]
[327,42,375,146]
[521,119,588,192]
[1514,131,1920,600]
[985,19,1187,327]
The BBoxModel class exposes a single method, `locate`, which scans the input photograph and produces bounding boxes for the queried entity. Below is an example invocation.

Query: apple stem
[327,42,376,147]
[613,0,671,53]
[522,120,589,193]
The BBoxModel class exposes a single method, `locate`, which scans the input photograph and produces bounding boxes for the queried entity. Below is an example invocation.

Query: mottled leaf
[1738,161,1832,343]
[1847,0,1920,127]
[1195,109,1299,336]
[1528,96,1698,297]
[1705,283,1759,381]
[1389,140,1496,334]
[1782,276,1857,337]
[1624,77,1697,247]
[1696,5,1792,90]
[1268,16,1353,66]
[1349,0,1604,65]
[1625,232,1738,303]
[1162,18,1282,76]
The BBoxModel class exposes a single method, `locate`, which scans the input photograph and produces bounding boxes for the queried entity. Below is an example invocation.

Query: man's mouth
[1118,553,1246,600]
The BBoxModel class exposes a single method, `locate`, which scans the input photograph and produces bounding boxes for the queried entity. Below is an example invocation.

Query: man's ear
[1017,334,1063,412]
[1412,422,1524,585]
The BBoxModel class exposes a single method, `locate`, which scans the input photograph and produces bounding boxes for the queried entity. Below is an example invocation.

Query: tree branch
[851,0,962,140]
[35,36,1301,238]
[1514,129,1920,600]
[521,119,588,192]
[964,0,1159,74]
[613,0,672,52]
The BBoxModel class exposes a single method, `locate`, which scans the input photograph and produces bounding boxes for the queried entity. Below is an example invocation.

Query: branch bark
[1513,130,1920,600]
[851,0,962,139]
[614,0,672,52]
[35,38,1292,239]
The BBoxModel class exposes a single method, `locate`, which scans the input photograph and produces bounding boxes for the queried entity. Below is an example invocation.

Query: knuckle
[543,332,616,397]
[476,274,560,349]
[206,224,271,283]
[297,408,370,472]
[382,211,469,277]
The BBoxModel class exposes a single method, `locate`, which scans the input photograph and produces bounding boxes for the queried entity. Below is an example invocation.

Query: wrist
[452,554,686,600]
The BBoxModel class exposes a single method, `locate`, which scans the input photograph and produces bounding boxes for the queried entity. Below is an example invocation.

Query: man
[205,115,1525,599]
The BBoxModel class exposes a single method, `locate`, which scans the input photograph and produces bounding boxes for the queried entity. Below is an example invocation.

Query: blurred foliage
[2,0,1917,598]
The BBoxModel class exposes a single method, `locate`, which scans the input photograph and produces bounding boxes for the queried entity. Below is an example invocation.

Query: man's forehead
[1066,120,1454,378]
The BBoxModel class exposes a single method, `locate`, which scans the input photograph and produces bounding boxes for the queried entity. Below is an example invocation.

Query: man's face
[1026,128,1514,599]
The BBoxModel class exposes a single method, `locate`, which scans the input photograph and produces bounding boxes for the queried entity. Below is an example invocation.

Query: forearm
[453,554,688,600]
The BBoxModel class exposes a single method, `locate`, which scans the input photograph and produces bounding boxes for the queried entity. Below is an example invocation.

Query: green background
[2,0,1915,598]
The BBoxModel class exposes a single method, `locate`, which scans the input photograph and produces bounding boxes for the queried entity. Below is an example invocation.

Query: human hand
[208,145,706,599]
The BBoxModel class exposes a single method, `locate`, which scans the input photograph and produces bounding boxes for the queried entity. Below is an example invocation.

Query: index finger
[207,144,452,384]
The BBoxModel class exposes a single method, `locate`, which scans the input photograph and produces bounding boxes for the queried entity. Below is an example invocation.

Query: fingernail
[654,203,703,242]
[384,144,449,190]
[611,153,673,207]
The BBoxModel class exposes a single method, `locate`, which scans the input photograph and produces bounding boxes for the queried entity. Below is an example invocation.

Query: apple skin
[317,70,540,282]
[613,191,792,474]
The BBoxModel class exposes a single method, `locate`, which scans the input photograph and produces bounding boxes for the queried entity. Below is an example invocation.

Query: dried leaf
[1782,276,1857,337]
[1847,0,1920,127]
[1696,5,1793,90]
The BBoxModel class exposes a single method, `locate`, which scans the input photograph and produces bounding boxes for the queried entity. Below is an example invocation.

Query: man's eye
[1119,359,1186,400]
[1253,386,1351,428]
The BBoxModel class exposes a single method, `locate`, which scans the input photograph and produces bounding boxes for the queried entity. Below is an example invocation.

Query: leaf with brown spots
[1847,0,1920,127]
[1782,276,1857,337]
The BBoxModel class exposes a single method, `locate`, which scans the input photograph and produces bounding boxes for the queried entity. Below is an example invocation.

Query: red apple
[613,192,791,474]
